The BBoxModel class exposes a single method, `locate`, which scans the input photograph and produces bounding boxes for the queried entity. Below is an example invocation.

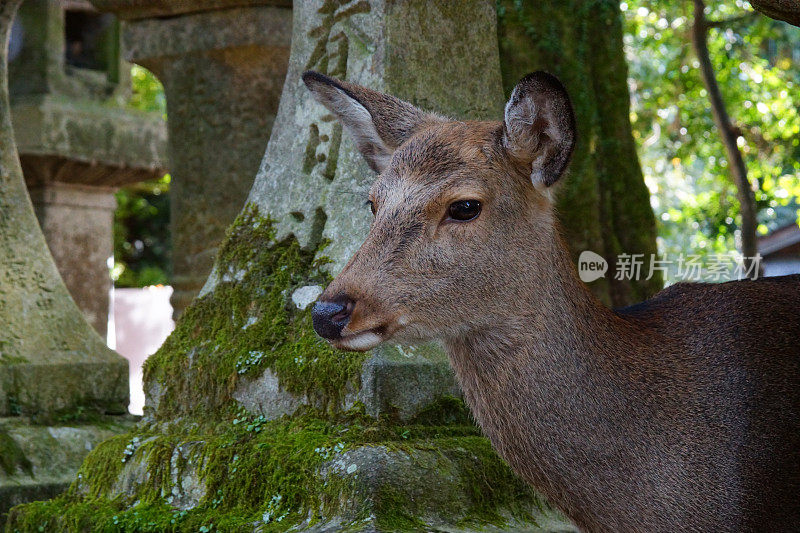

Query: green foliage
[128,65,166,117]
[624,0,800,273]
[143,206,364,419]
[113,175,171,288]
[113,65,170,288]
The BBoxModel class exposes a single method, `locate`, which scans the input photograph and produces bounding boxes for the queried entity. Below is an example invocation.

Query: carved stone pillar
[0,1,153,520]
[28,184,116,335]
[9,0,167,335]
[93,0,292,317]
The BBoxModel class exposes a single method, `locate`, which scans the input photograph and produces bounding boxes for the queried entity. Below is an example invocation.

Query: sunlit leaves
[624,0,800,274]
[128,65,167,117]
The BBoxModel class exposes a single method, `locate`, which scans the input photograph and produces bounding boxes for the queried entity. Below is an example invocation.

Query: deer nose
[312,297,354,340]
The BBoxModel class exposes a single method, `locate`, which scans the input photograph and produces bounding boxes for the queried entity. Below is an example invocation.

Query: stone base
[4,415,577,532]
[0,416,136,523]
[232,344,462,423]
[310,444,576,532]
[0,359,129,417]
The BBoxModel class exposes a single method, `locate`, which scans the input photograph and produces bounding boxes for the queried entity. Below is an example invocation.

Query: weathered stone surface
[0,416,135,521]
[358,344,462,421]
[13,97,166,181]
[91,0,290,20]
[232,369,311,420]
[8,0,127,104]
[314,445,577,532]
[9,0,167,335]
[107,2,291,317]
[0,362,127,417]
[232,345,459,423]
[1,4,136,517]
[245,2,503,269]
[28,184,116,335]
[0,0,128,416]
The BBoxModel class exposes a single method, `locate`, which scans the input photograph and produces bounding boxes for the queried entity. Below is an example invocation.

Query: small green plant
[121,436,141,463]
[262,494,289,524]
[235,350,266,375]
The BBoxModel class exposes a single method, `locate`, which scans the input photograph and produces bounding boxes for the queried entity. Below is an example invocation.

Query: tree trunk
[692,0,761,278]
[497,0,662,307]
[750,0,800,26]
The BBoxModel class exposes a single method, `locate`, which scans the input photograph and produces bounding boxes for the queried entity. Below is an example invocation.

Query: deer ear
[302,71,438,173]
[502,72,576,188]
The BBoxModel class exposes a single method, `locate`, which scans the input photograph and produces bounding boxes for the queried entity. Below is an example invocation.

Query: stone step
[0,416,136,523]
[0,359,129,417]
[5,427,577,532]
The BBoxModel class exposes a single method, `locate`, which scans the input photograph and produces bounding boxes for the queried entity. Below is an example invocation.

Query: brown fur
[303,71,800,532]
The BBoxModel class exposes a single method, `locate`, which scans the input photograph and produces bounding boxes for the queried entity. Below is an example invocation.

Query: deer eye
[366,200,376,216]
[447,200,481,221]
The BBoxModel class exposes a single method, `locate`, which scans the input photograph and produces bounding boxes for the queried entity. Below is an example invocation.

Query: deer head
[303,71,576,351]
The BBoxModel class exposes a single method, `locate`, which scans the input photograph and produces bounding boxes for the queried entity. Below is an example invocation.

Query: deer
[302,70,800,532]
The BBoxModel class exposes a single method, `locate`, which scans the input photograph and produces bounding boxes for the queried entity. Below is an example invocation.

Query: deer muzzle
[311,297,354,340]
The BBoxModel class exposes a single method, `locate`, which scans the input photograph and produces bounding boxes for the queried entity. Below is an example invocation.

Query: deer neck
[443,232,622,372]
[441,234,640,492]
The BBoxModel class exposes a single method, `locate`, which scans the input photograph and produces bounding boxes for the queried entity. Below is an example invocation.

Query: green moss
[0,429,31,476]
[6,402,551,533]
[5,498,257,533]
[440,436,546,528]
[51,404,130,426]
[373,484,428,531]
[0,354,27,365]
[405,394,472,426]
[144,205,368,420]
[75,434,131,497]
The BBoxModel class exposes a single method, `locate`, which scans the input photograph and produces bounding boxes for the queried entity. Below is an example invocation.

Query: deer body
[445,242,799,531]
[302,71,800,532]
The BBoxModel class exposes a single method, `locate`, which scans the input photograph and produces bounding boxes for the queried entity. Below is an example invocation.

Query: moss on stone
[75,433,133,498]
[5,401,549,532]
[5,204,565,531]
[5,498,253,533]
[144,205,367,420]
[0,430,31,476]
[372,484,429,531]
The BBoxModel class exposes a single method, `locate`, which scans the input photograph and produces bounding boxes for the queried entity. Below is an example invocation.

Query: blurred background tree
[113,65,171,288]
[624,0,800,278]
[497,0,664,307]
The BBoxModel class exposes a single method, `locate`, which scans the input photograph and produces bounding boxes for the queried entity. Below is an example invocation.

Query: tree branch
[705,12,758,29]
[691,0,761,277]
[750,0,800,27]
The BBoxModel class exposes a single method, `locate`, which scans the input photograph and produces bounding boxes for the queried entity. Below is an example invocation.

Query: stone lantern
[89,0,292,318]
[9,0,167,336]
[1,0,149,519]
